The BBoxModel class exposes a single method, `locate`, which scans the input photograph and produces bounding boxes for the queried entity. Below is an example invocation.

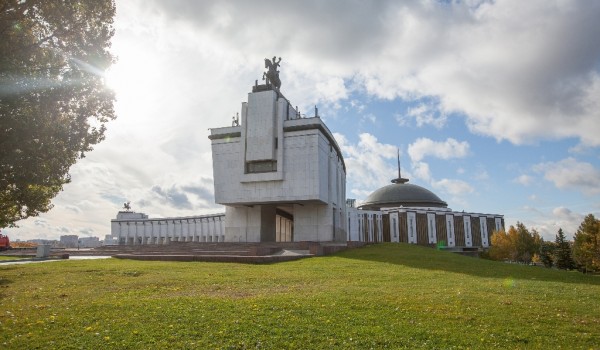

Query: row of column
[389,211,503,248]
[115,215,225,245]
[347,209,383,242]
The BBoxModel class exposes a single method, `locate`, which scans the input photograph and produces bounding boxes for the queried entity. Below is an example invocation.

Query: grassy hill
[1,243,598,349]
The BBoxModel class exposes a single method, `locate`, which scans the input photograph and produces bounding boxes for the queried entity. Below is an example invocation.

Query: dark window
[246,160,277,173]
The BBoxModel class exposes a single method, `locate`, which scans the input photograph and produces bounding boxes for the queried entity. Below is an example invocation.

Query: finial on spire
[392,148,409,184]
[397,148,401,179]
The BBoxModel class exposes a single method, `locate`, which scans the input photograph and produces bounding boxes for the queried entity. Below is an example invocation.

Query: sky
[6,0,600,242]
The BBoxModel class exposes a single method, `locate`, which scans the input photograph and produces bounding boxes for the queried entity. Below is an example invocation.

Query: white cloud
[514,174,534,186]
[79,227,96,237]
[64,205,82,214]
[515,206,586,240]
[349,99,366,113]
[316,77,348,103]
[534,157,600,194]
[397,102,447,129]
[334,132,397,196]
[472,167,489,181]
[408,137,470,162]
[139,0,600,148]
[411,161,432,182]
[360,113,377,125]
[432,179,474,196]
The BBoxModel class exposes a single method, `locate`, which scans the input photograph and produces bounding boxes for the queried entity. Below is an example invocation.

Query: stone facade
[210,89,346,243]
[111,211,225,245]
[348,205,504,250]
[347,208,384,243]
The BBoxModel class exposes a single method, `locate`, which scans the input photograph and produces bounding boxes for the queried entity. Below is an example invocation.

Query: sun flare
[103,46,159,97]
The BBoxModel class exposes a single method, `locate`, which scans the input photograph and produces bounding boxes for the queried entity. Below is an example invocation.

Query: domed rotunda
[347,156,504,250]
[358,174,447,210]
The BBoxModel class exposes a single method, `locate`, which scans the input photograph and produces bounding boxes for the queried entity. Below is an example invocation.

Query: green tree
[554,228,575,270]
[0,1,116,227]
[572,214,600,273]
[538,239,555,268]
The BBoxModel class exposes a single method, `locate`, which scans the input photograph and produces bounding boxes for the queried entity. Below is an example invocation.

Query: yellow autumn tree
[489,222,540,263]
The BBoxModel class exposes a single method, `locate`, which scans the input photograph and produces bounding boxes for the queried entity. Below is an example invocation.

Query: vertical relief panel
[245,91,277,162]
[494,217,503,232]
[407,212,417,244]
[445,214,455,247]
[389,212,399,243]
[427,213,437,244]
[480,217,489,247]
[463,216,472,247]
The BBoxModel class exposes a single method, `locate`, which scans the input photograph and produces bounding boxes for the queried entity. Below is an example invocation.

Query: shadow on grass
[0,276,13,299]
[338,243,600,286]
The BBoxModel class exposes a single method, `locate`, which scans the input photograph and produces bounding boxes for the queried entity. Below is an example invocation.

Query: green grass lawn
[1,243,598,349]
[0,256,26,261]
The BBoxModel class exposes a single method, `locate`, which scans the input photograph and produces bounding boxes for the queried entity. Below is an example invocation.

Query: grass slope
[1,244,598,349]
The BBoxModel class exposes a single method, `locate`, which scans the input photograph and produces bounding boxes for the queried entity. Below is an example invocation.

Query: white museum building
[111,59,503,250]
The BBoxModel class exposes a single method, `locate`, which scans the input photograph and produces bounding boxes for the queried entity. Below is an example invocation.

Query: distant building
[59,235,79,248]
[103,235,118,246]
[79,236,102,248]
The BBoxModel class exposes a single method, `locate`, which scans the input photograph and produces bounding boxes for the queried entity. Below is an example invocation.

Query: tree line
[486,214,600,273]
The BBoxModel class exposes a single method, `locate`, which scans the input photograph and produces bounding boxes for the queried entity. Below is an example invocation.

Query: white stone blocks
[245,91,277,162]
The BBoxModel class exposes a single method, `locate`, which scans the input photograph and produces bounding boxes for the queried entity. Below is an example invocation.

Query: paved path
[0,256,112,266]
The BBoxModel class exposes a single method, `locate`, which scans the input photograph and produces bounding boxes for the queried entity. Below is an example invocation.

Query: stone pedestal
[36,244,51,258]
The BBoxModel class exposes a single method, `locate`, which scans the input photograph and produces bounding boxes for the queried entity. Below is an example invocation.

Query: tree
[553,228,575,270]
[0,1,116,227]
[489,222,540,264]
[538,239,555,268]
[489,229,512,261]
[572,214,600,273]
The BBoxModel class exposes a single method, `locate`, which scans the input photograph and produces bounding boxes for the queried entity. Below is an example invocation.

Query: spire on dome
[391,148,409,184]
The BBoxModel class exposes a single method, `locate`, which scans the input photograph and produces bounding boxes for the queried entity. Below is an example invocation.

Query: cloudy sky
[6,0,600,241]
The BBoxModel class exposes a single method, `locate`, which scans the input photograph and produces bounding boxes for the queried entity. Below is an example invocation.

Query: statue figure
[123,201,132,212]
[263,56,282,90]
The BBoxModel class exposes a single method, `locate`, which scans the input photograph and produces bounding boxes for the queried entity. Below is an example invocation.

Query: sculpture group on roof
[263,56,282,90]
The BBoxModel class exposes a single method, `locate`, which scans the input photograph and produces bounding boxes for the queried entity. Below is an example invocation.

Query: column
[427,213,437,244]
[494,217,503,232]
[463,216,472,247]
[445,214,455,247]
[480,217,489,247]
[407,212,417,244]
[389,212,399,243]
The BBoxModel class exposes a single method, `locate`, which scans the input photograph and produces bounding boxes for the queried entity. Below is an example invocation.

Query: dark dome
[359,180,447,210]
